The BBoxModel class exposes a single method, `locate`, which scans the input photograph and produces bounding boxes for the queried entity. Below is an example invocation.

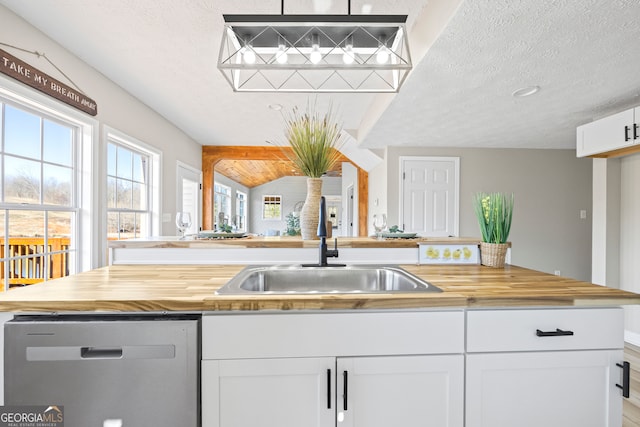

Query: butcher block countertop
[0,264,638,313]
[108,236,481,249]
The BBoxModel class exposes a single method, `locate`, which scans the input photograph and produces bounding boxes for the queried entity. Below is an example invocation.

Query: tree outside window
[106,140,151,240]
[1,102,77,289]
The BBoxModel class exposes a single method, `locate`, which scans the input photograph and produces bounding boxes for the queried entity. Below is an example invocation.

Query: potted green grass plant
[280,101,343,240]
[473,192,514,267]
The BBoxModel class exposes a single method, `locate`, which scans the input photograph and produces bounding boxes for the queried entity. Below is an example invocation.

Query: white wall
[591,158,621,287]
[383,147,593,281]
[250,176,341,236]
[1,6,202,266]
[620,153,640,340]
[341,162,359,237]
[367,150,388,235]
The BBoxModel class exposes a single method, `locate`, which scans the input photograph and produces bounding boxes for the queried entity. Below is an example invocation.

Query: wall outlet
[554,270,561,276]
[162,213,171,223]
[580,209,587,219]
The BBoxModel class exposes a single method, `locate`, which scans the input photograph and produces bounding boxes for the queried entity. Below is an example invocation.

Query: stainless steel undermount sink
[215,265,442,295]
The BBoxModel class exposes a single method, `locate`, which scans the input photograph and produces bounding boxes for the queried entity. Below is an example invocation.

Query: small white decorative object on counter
[418,243,479,265]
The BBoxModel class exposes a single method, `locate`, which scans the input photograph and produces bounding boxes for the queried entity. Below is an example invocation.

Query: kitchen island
[0,264,637,427]
[0,263,636,312]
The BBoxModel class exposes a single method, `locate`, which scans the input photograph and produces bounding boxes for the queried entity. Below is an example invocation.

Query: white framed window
[176,161,201,235]
[235,191,247,231]
[262,195,282,220]
[0,83,95,289]
[214,182,231,229]
[106,128,160,240]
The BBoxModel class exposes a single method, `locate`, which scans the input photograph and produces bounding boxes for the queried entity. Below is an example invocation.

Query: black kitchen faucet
[303,196,345,267]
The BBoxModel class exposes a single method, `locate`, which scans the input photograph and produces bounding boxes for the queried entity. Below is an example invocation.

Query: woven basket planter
[480,242,509,268]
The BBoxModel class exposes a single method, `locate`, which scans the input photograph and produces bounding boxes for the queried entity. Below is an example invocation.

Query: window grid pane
[106,140,151,240]
[43,119,73,167]
[262,195,282,220]
[1,100,79,290]
[235,191,247,231]
[214,182,231,229]
[4,105,41,160]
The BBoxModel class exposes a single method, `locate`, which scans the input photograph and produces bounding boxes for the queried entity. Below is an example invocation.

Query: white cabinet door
[466,350,623,427]
[577,109,635,157]
[202,357,335,427]
[338,355,464,427]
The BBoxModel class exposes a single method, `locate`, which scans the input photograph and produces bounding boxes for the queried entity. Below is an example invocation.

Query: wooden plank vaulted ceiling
[215,159,343,188]
[202,146,368,235]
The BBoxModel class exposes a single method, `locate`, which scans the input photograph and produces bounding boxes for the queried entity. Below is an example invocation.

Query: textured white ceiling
[363,0,640,149]
[1,0,640,150]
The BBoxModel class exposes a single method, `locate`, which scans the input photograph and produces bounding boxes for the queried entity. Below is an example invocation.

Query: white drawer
[466,308,623,352]
[203,310,464,359]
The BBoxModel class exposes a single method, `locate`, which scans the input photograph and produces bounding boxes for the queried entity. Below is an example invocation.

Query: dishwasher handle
[81,347,123,359]
[26,344,175,361]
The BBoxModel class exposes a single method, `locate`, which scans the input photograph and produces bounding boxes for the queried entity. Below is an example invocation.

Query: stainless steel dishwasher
[4,314,200,427]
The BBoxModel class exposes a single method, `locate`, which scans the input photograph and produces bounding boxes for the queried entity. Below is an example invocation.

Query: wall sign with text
[0,48,97,116]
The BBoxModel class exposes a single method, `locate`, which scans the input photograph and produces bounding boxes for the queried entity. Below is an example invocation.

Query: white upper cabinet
[577,107,640,157]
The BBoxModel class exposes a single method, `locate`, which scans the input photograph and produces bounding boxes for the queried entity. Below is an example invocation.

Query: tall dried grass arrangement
[280,101,343,178]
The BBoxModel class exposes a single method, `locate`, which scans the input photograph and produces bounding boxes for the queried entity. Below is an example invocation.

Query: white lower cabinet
[201,311,465,427]
[465,350,622,427]
[202,357,334,427]
[202,354,464,427]
[337,355,464,427]
[465,308,626,427]
[201,308,628,427]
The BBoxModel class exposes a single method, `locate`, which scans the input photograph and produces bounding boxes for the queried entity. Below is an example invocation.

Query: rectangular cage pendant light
[218,14,412,93]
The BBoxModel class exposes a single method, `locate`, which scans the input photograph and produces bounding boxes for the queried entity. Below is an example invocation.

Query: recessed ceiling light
[512,86,540,97]
[268,104,283,111]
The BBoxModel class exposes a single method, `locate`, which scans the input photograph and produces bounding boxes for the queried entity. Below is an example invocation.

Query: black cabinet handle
[616,361,630,398]
[625,125,631,141]
[634,123,639,140]
[343,370,348,411]
[327,369,331,409]
[536,328,574,337]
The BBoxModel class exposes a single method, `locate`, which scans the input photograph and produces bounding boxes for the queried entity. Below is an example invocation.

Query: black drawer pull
[616,361,630,398]
[625,125,631,141]
[327,369,331,409]
[536,328,574,337]
[343,370,348,411]
[634,123,639,140]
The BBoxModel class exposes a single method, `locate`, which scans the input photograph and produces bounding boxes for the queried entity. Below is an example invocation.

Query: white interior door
[400,157,459,236]
[176,162,201,234]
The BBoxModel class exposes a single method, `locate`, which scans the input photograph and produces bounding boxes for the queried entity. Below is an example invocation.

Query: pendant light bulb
[310,43,322,64]
[276,43,288,64]
[342,43,355,65]
[243,44,256,64]
[376,45,390,64]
